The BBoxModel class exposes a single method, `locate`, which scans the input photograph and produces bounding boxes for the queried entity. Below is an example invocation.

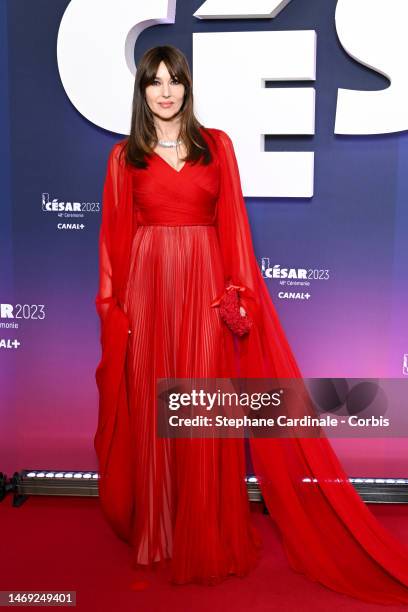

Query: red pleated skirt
[123,224,262,585]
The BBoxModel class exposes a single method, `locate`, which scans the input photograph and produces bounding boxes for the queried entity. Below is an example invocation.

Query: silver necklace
[158,138,182,148]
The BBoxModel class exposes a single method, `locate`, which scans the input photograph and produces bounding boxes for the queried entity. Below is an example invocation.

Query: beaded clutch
[211,284,253,336]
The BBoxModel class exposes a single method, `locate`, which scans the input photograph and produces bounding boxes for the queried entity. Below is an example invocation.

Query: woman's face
[145,61,185,120]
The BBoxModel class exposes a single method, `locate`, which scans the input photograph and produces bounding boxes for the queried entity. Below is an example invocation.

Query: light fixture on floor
[245,475,408,504]
[5,470,408,507]
[10,470,99,506]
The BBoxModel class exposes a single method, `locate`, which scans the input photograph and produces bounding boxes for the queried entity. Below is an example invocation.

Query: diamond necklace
[158,138,182,148]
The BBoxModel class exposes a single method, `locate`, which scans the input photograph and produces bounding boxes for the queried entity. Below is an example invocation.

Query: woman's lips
[159,102,173,108]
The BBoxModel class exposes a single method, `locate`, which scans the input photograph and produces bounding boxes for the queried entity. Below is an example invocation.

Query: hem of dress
[170,538,263,587]
[129,531,263,587]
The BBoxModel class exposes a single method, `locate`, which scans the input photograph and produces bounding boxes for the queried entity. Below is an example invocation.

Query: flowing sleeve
[95,142,126,323]
[211,128,408,604]
[210,129,264,339]
[211,127,312,375]
[94,140,134,542]
[211,128,293,369]
[214,130,256,286]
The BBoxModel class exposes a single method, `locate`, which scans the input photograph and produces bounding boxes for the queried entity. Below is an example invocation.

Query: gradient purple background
[1,0,407,476]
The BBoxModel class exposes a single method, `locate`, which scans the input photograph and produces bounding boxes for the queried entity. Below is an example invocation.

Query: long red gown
[95,126,408,604]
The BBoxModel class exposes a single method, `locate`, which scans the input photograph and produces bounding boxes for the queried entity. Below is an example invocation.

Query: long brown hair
[123,45,214,169]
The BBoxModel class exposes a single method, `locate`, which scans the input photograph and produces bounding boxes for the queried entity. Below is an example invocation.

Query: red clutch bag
[211,284,254,337]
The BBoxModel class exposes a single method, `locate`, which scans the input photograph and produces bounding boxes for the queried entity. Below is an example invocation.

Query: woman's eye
[152,79,180,85]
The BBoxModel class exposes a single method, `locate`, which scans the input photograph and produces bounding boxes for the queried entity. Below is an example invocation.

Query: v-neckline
[152,150,187,174]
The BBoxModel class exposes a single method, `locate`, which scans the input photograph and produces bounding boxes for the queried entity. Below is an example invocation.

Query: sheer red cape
[95,127,408,604]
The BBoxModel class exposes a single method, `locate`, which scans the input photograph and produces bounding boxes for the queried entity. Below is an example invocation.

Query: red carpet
[1,496,407,611]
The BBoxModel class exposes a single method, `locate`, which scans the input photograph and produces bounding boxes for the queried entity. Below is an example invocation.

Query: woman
[94,45,408,603]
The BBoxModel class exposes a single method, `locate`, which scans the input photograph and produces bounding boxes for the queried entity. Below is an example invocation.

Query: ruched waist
[133,203,216,227]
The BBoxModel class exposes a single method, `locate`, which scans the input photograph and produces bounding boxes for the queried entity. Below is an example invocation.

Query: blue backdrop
[1,0,407,477]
